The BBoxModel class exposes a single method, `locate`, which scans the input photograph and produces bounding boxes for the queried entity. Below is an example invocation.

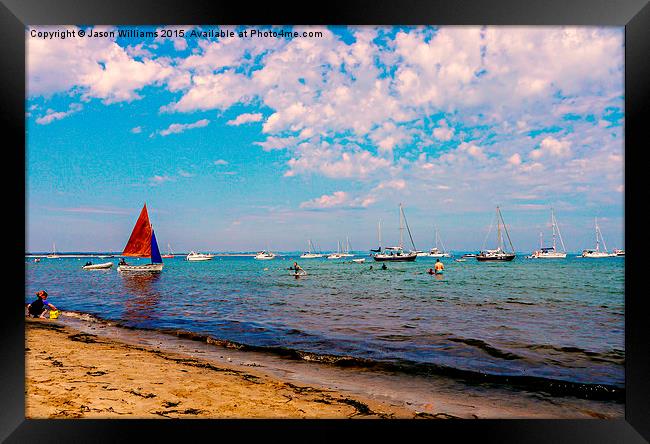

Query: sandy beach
[25,318,419,419]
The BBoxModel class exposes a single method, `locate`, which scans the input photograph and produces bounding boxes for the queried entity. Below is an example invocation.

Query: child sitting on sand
[27,290,58,318]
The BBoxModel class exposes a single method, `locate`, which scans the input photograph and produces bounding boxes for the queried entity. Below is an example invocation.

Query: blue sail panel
[150,229,163,264]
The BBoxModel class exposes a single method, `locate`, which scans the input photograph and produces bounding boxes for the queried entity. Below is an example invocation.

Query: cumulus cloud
[227,112,263,126]
[300,190,376,210]
[28,26,175,103]
[159,118,209,136]
[35,103,82,125]
[530,136,572,159]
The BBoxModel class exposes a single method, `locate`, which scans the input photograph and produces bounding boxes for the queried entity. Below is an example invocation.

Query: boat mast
[596,218,608,252]
[498,206,515,253]
[399,203,404,249]
[553,209,567,253]
[595,217,600,251]
[401,204,417,251]
[539,231,543,249]
[497,206,502,250]
[550,211,556,251]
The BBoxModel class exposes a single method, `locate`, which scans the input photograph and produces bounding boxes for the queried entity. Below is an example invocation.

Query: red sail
[122,204,152,257]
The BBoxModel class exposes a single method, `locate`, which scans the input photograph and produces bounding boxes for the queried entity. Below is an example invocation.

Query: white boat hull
[82,262,114,270]
[187,256,213,261]
[581,252,616,258]
[530,252,567,259]
[117,263,164,272]
[352,258,366,263]
[300,254,323,259]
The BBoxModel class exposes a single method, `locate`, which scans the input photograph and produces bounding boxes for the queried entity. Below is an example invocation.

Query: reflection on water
[120,272,162,324]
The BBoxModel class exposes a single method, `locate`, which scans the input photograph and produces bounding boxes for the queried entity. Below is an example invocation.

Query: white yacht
[300,240,323,258]
[327,241,343,259]
[254,250,276,260]
[581,218,616,258]
[530,209,567,259]
[46,242,60,259]
[340,236,355,257]
[186,251,215,261]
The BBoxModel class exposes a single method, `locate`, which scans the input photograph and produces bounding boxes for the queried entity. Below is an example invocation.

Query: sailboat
[340,236,355,257]
[46,242,60,259]
[476,206,516,262]
[117,203,164,273]
[581,218,616,258]
[421,227,451,257]
[530,209,567,258]
[327,240,343,259]
[162,243,175,259]
[373,204,418,262]
[300,240,323,258]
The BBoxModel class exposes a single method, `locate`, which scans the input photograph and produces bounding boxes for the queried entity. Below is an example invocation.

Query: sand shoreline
[25,318,419,419]
[25,317,623,419]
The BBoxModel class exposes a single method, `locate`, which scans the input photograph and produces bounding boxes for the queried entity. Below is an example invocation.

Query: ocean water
[25,253,624,399]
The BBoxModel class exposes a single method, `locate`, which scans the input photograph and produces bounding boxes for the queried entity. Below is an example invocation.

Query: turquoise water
[25,253,624,397]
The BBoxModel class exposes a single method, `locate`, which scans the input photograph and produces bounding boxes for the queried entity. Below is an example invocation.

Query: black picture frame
[3,0,648,442]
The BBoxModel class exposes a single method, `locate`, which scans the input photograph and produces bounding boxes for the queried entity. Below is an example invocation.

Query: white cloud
[254,136,299,151]
[149,175,174,185]
[227,112,263,126]
[35,103,82,125]
[159,118,209,136]
[508,153,522,165]
[433,120,455,142]
[530,136,572,159]
[300,190,376,210]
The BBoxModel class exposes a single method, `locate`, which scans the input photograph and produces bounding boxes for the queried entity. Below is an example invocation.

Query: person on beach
[369,265,373,270]
[427,268,435,275]
[434,259,445,274]
[381,263,387,270]
[27,290,57,318]
[119,258,127,266]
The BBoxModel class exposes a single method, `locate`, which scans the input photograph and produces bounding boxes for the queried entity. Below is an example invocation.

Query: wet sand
[25,318,416,419]
[25,317,622,419]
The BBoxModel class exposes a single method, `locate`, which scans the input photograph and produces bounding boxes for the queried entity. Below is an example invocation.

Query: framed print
[2,0,648,442]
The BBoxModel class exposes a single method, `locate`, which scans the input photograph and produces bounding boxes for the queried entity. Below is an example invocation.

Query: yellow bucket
[49,310,60,319]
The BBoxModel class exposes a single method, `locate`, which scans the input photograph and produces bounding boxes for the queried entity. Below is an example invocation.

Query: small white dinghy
[82,262,114,270]
[352,258,366,263]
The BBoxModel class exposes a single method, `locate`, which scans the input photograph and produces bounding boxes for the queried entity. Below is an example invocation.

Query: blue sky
[26,26,624,253]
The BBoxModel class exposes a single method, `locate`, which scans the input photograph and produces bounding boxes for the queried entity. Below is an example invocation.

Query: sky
[26,25,624,253]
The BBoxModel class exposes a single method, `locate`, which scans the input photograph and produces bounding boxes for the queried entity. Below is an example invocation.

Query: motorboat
[186,251,215,261]
[254,250,276,260]
[82,262,114,270]
[352,258,366,263]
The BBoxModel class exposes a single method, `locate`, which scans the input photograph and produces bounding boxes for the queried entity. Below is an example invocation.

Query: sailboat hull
[476,254,515,262]
[117,263,164,272]
[373,253,417,262]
